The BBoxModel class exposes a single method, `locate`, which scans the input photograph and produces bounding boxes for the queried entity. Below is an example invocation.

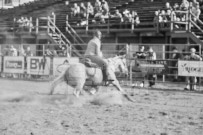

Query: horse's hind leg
[73,79,86,98]
[49,74,65,95]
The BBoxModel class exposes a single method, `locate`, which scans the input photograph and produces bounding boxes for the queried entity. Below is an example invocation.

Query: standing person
[136,46,147,59]
[146,47,157,87]
[171,47,183,82]
[184,48,202,91]
[9,45,18,56]
[84,29,113,81]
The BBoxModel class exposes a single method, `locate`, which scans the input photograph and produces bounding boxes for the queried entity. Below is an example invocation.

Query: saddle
[80,58,100,68]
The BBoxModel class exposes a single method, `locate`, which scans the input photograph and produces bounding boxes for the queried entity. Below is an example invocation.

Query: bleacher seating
[0,0,198,41]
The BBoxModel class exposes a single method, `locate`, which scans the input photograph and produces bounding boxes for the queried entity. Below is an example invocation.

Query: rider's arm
[95,42,102,57]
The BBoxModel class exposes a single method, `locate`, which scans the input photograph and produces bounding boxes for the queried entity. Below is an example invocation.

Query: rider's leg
[84,55,111,81]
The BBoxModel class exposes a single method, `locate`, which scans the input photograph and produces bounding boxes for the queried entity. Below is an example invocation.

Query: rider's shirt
[85,37,102,57]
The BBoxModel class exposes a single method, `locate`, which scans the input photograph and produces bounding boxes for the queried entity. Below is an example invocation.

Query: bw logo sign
[27,57,51,75]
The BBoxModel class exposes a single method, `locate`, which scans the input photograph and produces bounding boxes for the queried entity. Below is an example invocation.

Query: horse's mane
[106,56,126,73]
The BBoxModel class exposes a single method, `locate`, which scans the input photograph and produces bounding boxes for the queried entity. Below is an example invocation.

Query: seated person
[71,3,80,17]
[191,4,201,22]
[122,9,132,28]
[111,9,123,23]
[101,0,109,15]
[87,2,94,17]
[123,9,132,23]
[93,9,106,24]
[165,2,172,11]
[153,10,160,27]
[159,10,168,27]
[173,3,180,11]
[132,11,140,26]
[135,46,147,59]
[95,0,102,13]
[79,2,87,18]
[180,0,189,11]
[16,16,25,31]
[192,0,199,8]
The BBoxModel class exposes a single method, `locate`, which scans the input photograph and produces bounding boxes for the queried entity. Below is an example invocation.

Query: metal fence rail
[0,43,202,91]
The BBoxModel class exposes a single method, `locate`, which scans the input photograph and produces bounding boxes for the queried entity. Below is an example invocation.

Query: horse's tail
[49,70,67,95]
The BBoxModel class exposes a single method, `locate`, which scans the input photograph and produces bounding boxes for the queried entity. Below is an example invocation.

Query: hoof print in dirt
[159,112,167,116]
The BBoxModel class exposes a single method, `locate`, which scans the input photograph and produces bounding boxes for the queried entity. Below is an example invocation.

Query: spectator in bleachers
[136,46,147,59]
[192,0,199,7]
[191,3,201,22]
[16,16,25,32]
[24,46,33,56]
[71,3,80,17]
[9,45,18,56]
[87,2,94,17]
[93,9,106,24]
[80,2,87,18]
[23,17,33,30]
[3,45,10,56]
[173,3,180,11]
[165,2,172,11]
[180,0,189,11]
[123,9,132,28]
[132,11,140,26]
[184,48,202,91]
[45,46,54,57]
[95,0,102,13]
[111,9,123,22]
[153,11,160,28]
[123,9,131,22]
[101,0,109,15]
[159,10,168,27]
[198,0,203,12]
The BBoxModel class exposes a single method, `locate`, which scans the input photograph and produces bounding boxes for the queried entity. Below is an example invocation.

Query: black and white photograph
[0,0,203,134]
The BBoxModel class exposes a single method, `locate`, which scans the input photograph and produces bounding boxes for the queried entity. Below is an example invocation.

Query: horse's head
[108,55,128,76]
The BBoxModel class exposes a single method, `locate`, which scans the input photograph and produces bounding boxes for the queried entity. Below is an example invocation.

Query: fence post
[47,16,50,34]
[107,13,110,34]
[36,18,39,34]
[86,13,89,33]
[29,17,32,33]
[170,11,174,32]
[131,13,135,33]
[188,8,191,32]
[66,15,69,32]
[162,44,166,82]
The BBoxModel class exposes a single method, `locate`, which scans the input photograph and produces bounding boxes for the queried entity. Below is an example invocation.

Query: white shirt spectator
[9,45,18,56]
[95,0,102,13]
[87,2,94,16]
[71,3,80,16]
[180,0,189,10]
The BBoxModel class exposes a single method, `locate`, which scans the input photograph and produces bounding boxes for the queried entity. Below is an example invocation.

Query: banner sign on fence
[27,57,51,75]
[135,60,167,74]
[0,56,2,72]
[3,56,24,73]
[178,60,203,77]
[53,57,79,76]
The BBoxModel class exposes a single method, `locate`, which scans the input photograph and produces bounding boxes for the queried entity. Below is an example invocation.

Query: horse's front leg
[111,79,124,92]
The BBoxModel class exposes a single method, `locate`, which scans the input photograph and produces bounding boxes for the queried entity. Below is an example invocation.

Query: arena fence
[0,43,203,91]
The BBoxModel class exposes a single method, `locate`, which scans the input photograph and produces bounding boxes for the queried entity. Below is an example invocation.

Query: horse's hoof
[89,88,97,95]
[73,91,80,98]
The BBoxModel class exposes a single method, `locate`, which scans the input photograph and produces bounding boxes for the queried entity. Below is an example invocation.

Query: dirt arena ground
[0,78,203,135]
